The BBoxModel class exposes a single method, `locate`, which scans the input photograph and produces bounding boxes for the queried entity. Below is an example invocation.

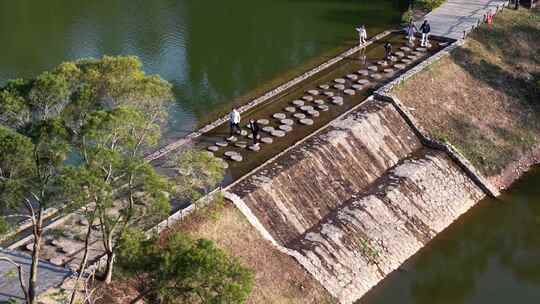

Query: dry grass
[169,201,335,304]
[394,8,540,179]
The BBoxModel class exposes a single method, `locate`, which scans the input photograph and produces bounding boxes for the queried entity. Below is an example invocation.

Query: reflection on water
[0,0,406,139]
[362,166,540,304]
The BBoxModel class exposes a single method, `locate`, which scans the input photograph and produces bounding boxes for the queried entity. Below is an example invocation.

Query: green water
[0,0,406,140]
[362,166,540,304]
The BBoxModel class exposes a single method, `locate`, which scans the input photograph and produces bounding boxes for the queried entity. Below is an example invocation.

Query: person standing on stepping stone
[406,18,418,45]
[420,20,431,47]
[248,119,260,146]
[356,25,367,45]
[384,42,392,60]
[228,108,241,139]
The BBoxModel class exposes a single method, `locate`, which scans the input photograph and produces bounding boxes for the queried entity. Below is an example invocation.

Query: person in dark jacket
[420,20,431,47]
[384,42,392,60]
[248,119,260,146]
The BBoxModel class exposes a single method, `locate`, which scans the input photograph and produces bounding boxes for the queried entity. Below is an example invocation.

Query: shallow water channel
[361,166,540,304]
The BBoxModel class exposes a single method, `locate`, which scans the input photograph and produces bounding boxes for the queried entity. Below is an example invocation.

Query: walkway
[418,0,509,39]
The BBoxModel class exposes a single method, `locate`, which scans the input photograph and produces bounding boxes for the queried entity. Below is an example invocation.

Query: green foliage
[117,229,254,304]
[0,216,9,235]
[414,0,445,11]
[173,150,227,201]
[401,8,413,24]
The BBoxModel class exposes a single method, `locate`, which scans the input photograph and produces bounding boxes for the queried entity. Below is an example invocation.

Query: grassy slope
[393,8,540,184]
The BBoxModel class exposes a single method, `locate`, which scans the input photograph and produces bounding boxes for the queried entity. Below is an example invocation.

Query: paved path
[418,0,509,40]
[0,248,72,303]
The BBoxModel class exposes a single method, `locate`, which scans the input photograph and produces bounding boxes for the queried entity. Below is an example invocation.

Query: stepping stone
[331,96,344,104]
[401,58,412,64]
[416,47,427,52]
[248,145,261,152]
[346,74,358,81]
[302,95,314,102]
[307,110,320,117]
[406,55,418,60]
[293,113,306,119]
[389,56,398,62]
[357,69,369,76]
[224,151,239,157]
[395,51,405,57]
[300,105,314,112]
[235,141,248,149]
[318,84,330,90]
[438,42,449,47]
[25,243,33,251]
[205,151,214,157]
[352,84,363,91]
[323,91,335,97]
[292,99,305,107]
[51,239,62,247]
[262,126,275,133]
[279,125,293,132]
[216,141,228,147]
[357,79,370,85]
[307,89,320,96]
[285,106,296,113]
[344,89,356,96]
[334,78,346,84]
[260,137,273,144]
[257,119,270,125]
[271,130,286,137]
[400,46,411,52]
[333,84,345,90]
[226,136,238,142]
[299,118,314,125]
[383,68,395,74]
[60,243,79,255]
[377,60,388,66]
[230,154,243,162]
[367,66,378,72]
[273,113,286,120]
[394,64,406,70]
[49,256,65,266]
[371,74,383,80]
[78,218,89,226]
[317,105,329,111]
[238,130,248,136]
[280,119,294,126]
[207,146,219,152]
[411,51,423,56]
[314,99,325,105]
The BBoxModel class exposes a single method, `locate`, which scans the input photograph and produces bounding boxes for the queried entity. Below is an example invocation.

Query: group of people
[228,108,260,147]
[356,19,432,48]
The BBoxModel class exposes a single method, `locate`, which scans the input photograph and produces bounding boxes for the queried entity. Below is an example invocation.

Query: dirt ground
[393,8,540,188]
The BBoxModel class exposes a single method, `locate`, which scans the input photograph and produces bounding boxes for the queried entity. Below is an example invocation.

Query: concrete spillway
[227,99,485,303]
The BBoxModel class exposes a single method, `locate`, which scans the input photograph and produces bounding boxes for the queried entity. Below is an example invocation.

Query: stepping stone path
[318,84,330,90]
[383,68,394,74]
[331,96,344,105]
[292,99,304,107]
[280,119,294,126]
[317,105,329,111]
[357,79,370,85]
[357,69,369,76]
[302,95,314,102]
[260,137,273,144]
[300,105,314,112]
[235,141,248,149]
[307,89,320,95]
[49,257,64,266]
[367,66,378,72]
[333,84,345,90]
[226,136,237,142]
[224,151,238,157]
[314,99,325,105]
[377,60,388,66]
[352,84,363,91]
[324,91,335,97]
[207,146,219,152]
[216,141,228,147]
[395,51,405,57]
[285,106,296,113]
[279,125,293,132]
[307,110,320,117]
[344,89,356,96]
[299,118,314,125]
[389,56,398,62]
[334,78,346,84]
[230,154,243,162]
[411,51,423,56]
[248,145,261,152]
[371,74,383,80]
[271,130,286,137]
[293,113,306,119]
[262,126,275,133]
[401,58,412,64]
[406,55,418,60]
[273,113,286,120]
[394,64,406,70]
[238,130,248,136]
[257,119,269,125]
[400,46,411,52]
[346,74,358,81]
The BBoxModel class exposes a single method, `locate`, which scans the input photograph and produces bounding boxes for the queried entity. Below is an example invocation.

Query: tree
[117,229,254,304]
[0,120,70,304]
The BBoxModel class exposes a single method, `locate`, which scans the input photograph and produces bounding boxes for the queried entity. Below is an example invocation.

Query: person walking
[228,108,241,139]
[406,18,418,45]
[356,25,367,45]
[419,20,431,47]
[384,42,392,60]
[248,119,260,146]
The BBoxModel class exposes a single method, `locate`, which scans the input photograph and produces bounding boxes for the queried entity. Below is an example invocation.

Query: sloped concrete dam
[226,99,485,304]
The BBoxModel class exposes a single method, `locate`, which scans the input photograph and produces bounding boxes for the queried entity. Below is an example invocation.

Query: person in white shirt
[356,25,367,45]
[228,108,241,139]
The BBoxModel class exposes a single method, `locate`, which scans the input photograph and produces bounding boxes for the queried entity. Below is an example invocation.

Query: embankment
[226,99,485,303]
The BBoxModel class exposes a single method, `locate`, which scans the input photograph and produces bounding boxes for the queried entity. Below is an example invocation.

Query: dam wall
[227,98,486,303]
